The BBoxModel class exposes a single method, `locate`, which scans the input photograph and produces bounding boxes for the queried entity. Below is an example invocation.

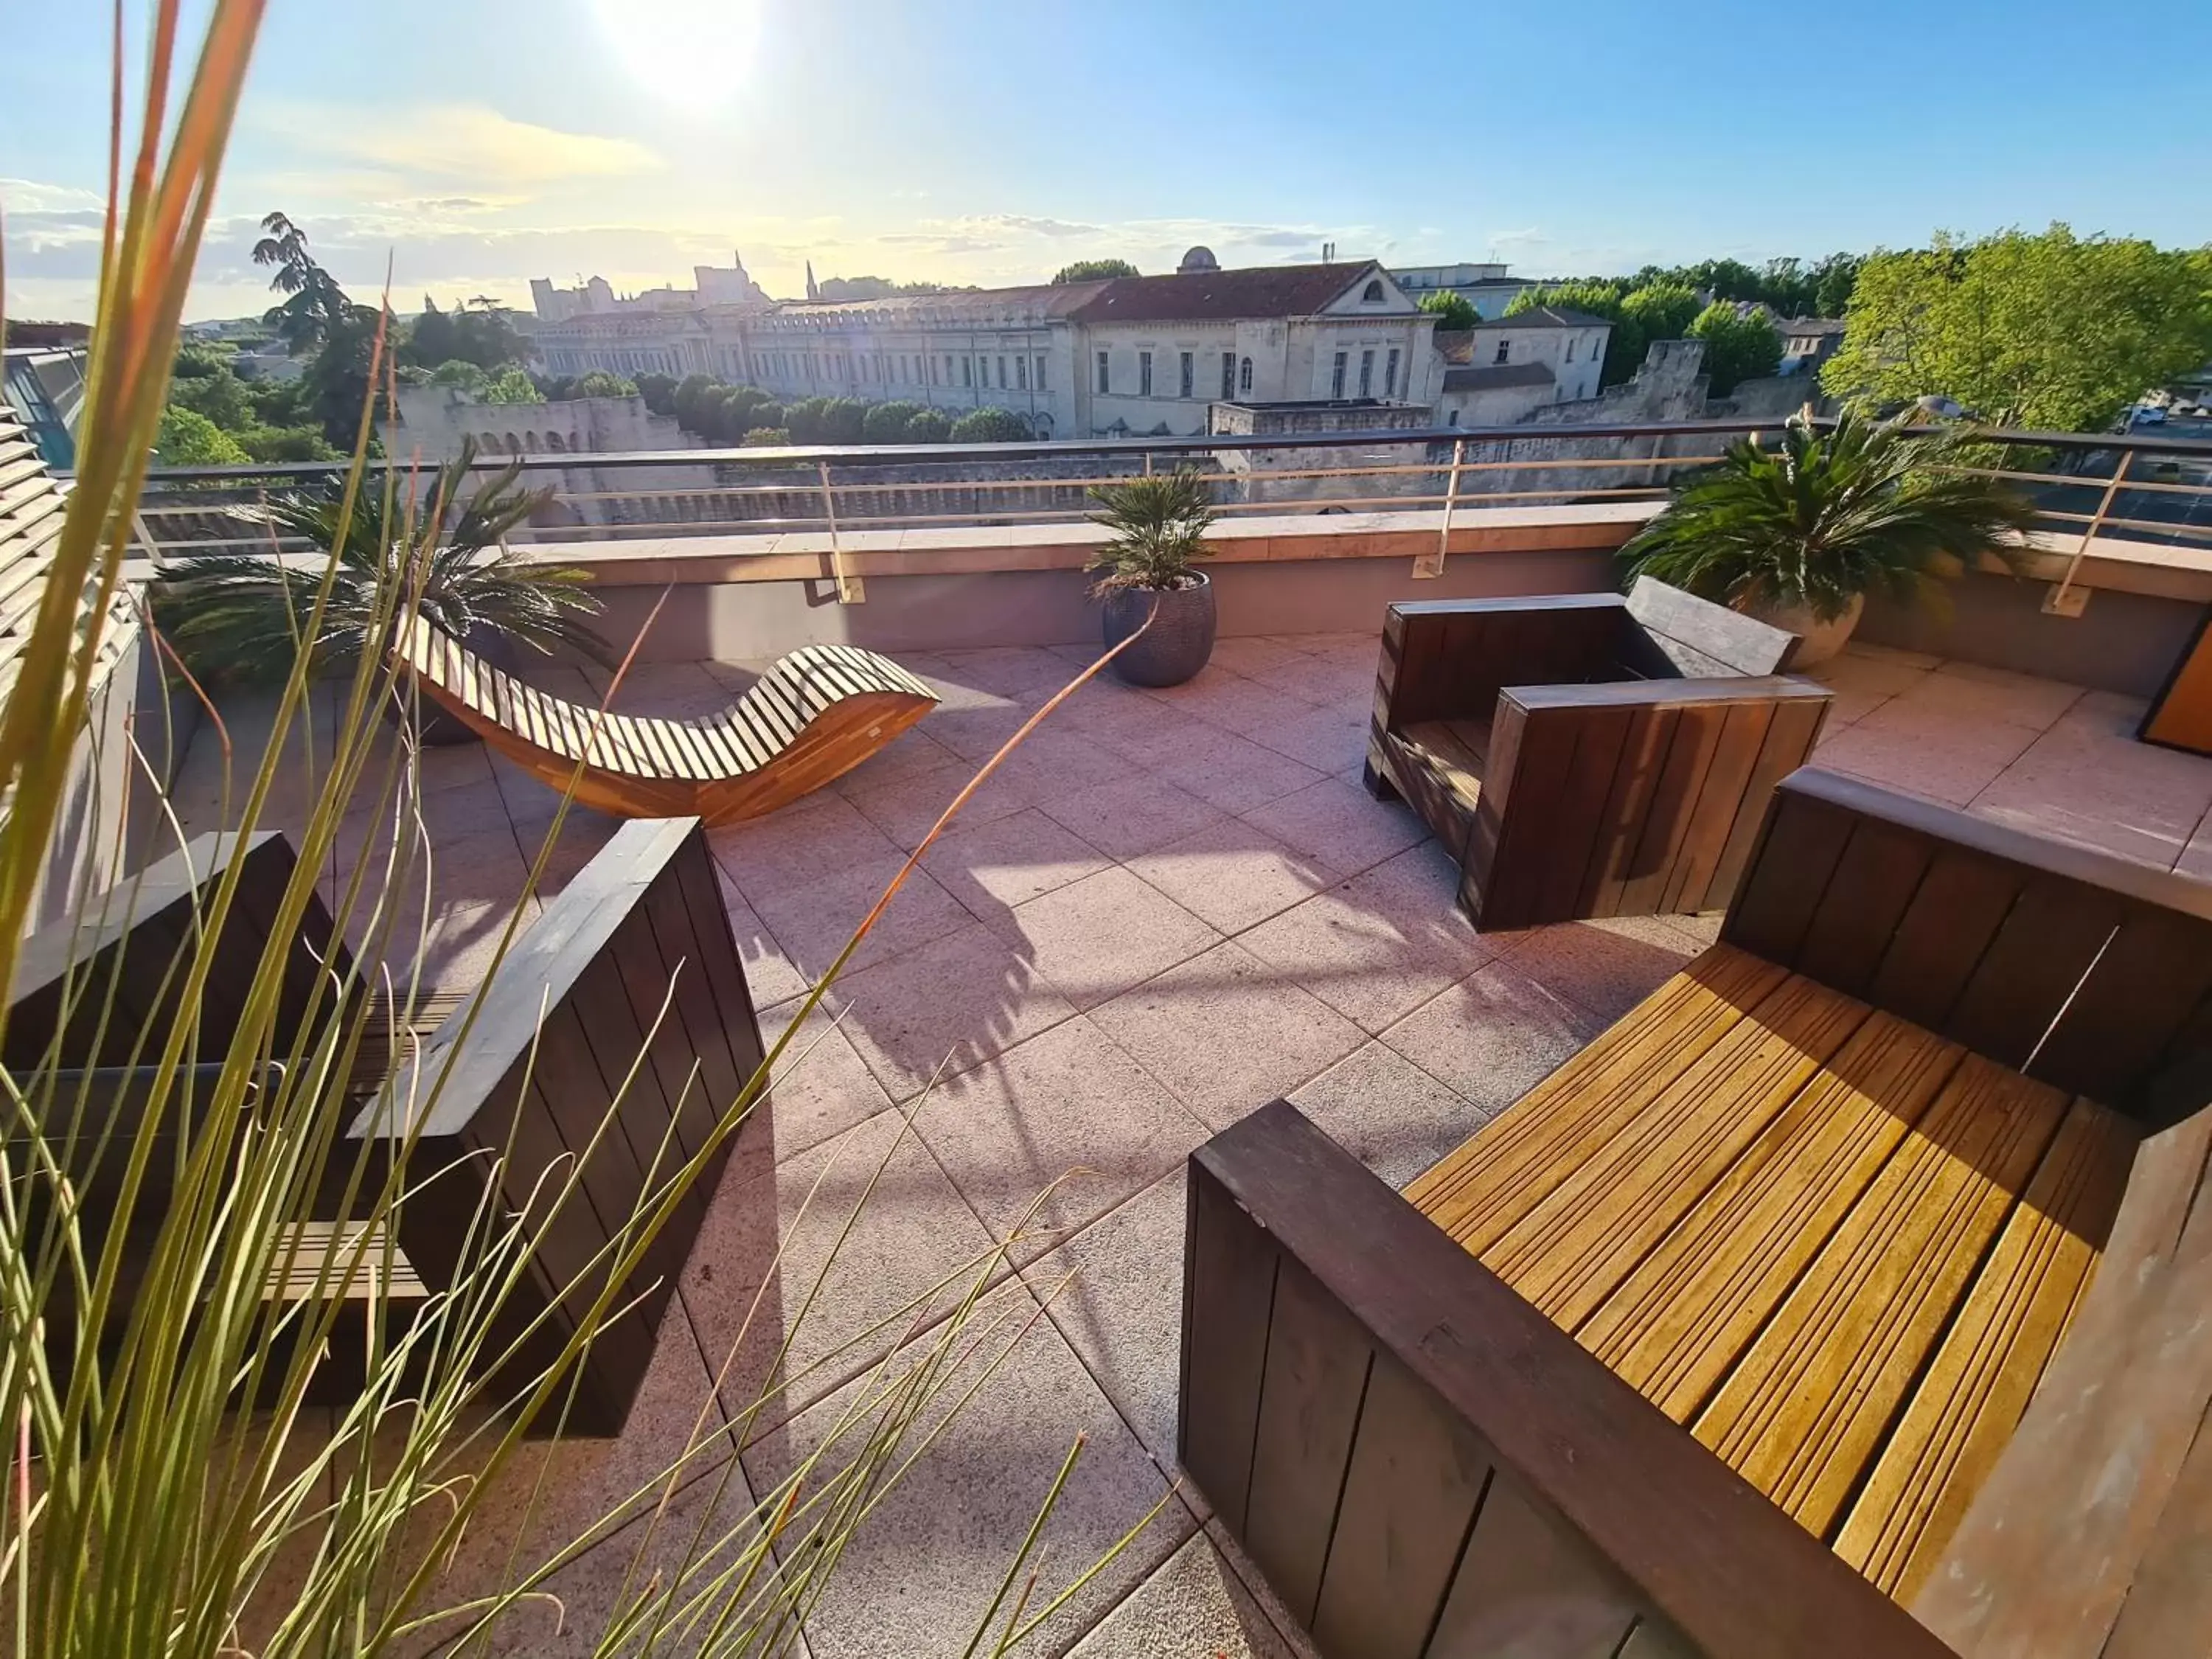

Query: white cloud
[255,103,664,189]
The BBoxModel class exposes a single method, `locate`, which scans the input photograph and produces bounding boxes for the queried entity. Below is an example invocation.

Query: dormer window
[1361,279,1385,303]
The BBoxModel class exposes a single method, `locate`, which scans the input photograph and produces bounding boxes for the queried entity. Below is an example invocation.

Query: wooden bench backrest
[1379,593,1625,727]
[356,815,764,1433]
[1723,768,2212,1111]
[1621,575,1801,678]
[6,830,356,1072]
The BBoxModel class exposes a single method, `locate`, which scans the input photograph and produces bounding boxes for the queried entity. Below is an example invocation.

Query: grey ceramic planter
[1101,574,1217,687]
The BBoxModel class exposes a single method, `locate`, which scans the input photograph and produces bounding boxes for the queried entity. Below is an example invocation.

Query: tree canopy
[155,406,250,467]
[480,365,544,405]
[1051,259,1139,285]
[403,298,528,373]
[1417,291,1477,330]
[950,407,1031,442]
[1821,225,2212,431]
[1688,303,1783,396]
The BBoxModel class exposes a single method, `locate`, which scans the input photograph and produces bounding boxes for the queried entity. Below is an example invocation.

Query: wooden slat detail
[1407,945,1787,1250]
[1531,703,1638,925]
[1478,973,1869,1331]
[1613,702,1728,917]
[1697,693,1827,914]
[1835,1095,2134,1599]
[1574,703,1674,916]
[1579,1012,1965,1419]
[1658,697,1775,915]
[1242,1259,1377,1626]
[1693,1054,2070,1533]
[1792,814,1940,998]
[1310,1349,1493,1659]
[1425,1474,1642,1659]
[1627,576,1800,675]
[1178,1164,1281,1532]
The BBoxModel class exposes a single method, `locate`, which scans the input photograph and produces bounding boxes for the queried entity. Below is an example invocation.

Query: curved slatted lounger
[397,616,939,825]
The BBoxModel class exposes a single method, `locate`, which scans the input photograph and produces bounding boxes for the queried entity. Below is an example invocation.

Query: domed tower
[1176,246,1220,275]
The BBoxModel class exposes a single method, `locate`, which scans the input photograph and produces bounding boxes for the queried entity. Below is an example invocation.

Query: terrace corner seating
[1179,767,2212,1659]
[395,612,939,826]
[1363,577,1832,930]
[4,815,765,1436]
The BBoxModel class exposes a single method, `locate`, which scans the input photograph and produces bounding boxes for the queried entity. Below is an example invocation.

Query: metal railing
[116,419,2212,596]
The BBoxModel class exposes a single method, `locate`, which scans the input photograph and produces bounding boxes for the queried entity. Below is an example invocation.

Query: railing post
[1416,437,1465,580]
[2043,448,2130,618]
[819,459,863,604]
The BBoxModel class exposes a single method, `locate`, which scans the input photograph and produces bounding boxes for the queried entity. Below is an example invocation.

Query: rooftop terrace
[172,627,2212,1656]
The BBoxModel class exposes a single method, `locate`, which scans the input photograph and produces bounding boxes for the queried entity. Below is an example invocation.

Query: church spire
[804,260,819,302]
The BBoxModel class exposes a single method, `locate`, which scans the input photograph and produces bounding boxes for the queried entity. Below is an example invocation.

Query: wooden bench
[1180,768,2212,1658]
[1363,577,1832,930]
[397,612,939,824]
[7,816,765,1435]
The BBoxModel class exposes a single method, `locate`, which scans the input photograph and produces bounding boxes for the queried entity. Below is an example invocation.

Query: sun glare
[590,0,762,113]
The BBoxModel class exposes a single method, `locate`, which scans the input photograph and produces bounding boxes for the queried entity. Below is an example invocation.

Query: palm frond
[1084,469,1218,596]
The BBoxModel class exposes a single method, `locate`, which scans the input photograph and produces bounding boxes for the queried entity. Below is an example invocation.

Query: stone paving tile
[740,1279,1192,1659]
[1895,659,2086,731]
[1123,817,1334,936]
[827,722,965,795]
[750,848,974,981]
[1287,1039,1492,1189]
[751,999,899,1164]
[824,921,1079,1102]
[1245,698,1372,776]
[1815,700,2045,807]
[1239,775,1427,881]
[685,1105,1004,1427]
[1151,672,1321,741]
[1019,1167,1190,1475]
[916,1015,1206,1255]
[1203,1520,1324,1659]
[1240,844,1500,1034]
[1066,1527,1310,1658]
[1036,771,1231,862]
[1089,941,1366,1132]
[842,756,1023,851]
[709,790,903,901]
[1206,635,1319,679]
[1003,863,1223,1009]
[1379,959,1604,1119]
[720,884,811,1011]
[1966,689,2212,869]
[922,805,1113,930]
[1499,914,1706,1026]
[934,644,1076,699]
[1152,726,1328,815]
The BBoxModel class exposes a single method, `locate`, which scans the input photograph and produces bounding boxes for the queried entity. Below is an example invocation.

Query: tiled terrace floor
[171,634,2212,1657]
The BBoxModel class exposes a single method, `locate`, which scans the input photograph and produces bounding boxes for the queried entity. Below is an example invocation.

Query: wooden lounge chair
[394,613,939,825]
[7,816,765,1435]
[1180,768,2212,1658]
[1364,577,1832,929]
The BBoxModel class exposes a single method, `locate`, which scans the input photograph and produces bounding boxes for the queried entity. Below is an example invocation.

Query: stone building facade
[1430,306,1612,426]
[527,249,1440,440]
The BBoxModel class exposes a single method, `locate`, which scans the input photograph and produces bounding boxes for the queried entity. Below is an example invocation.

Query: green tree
[741,426,791,446]
[950,407,1031,442]
[1620,282,1701,344]
[784,397,832,442]
[406,297,457,367]
[1418,291,1478,330]
[748,399,783,431]
[672,372,720,429]
[1811,253,1862,317]
[1823,224,2212,431]
[168,360,256,431]
[251,211,351,355]
[821,397,869,444]
[1688,302,1783,395]
[574,369,639,398]
[903,406,951,442]
[862,400,923,442]
[430,358,487,392]
[635,371,678,416]
[154,406,250,466]
[1051,258,1139,284]
[301,302,386,446]
[480,364,544,404]
[240,424,339,462]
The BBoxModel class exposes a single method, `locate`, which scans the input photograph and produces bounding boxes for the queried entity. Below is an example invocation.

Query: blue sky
[3,0,2205,321]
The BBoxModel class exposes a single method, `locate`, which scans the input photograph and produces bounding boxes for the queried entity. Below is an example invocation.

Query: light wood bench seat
[1398,717,1491,807]
[1408,941,2136,1600]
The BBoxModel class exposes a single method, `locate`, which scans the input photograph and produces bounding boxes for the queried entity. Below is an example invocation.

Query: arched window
[545,431,567,452]
[503,431,521,453]
[479,431,501,452]
[1238,357,1253,393]
[1361,279,1384,302]
[524,431,542,451]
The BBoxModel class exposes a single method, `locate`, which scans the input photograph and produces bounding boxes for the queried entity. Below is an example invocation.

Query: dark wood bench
[1363,577,1832,930]
[1180,768,2212,1658]
[6,816,764,1436]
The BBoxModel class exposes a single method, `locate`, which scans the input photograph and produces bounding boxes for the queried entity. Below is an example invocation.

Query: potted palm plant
[159,438,611,741]
[1086,467,1220,687]
[1618,409,2038,666]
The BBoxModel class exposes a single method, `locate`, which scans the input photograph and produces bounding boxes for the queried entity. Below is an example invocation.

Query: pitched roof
[1475,305,1610,330]
[1068,261,1383,324]
[1777,316,1846,338]
[1441,362,1556,393]
[764,281,1110,323]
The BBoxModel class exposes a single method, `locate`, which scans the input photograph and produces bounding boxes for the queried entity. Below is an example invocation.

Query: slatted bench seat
[396,612,939,825]
[1407,940,2135,1601]
[1180,767,2212,1659]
